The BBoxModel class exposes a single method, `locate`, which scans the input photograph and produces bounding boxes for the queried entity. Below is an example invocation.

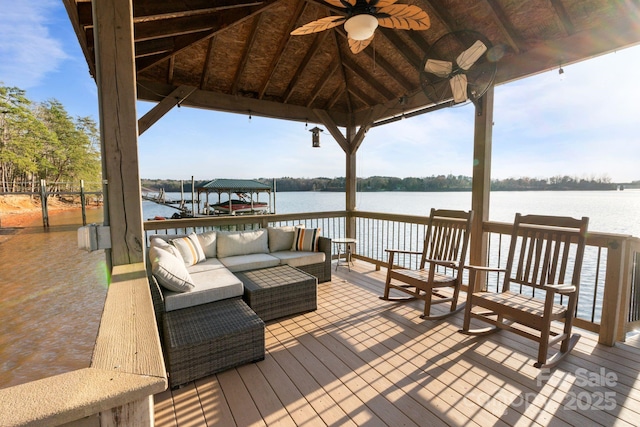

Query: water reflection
[0,208,108,389]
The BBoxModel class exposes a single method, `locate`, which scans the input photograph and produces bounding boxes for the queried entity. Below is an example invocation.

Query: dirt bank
[0,195,90,228]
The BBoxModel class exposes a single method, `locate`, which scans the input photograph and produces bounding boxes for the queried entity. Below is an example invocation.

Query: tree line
[0,85,101,193]
[142,174,620,193]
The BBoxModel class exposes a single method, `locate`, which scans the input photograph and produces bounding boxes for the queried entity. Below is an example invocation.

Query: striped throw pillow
[291,227,321,252]
[171,233,206,266]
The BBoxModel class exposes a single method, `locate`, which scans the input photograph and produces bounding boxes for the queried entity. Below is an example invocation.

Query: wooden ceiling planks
[65,0,640,127]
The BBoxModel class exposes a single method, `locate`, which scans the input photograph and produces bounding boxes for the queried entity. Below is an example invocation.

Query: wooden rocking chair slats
[380,208,473,320]
[461,213,589,369]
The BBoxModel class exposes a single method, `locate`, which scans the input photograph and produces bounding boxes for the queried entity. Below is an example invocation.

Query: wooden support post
[600,238,628,345]
[345,125,357,240]
[40,179,49,228]
[93,0,144,266]
[80,179,87,226]
[470,87,494,291]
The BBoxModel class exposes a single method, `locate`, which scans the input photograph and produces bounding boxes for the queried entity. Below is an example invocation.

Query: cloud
[0,0,67,88]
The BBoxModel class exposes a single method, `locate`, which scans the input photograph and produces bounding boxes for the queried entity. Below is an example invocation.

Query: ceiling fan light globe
[344,14,378,40]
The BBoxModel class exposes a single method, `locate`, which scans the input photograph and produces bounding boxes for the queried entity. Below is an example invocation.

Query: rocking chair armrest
[424,258,458,269]
[384,249,423,256]
[543,284,577,295]
[465,264,507,274]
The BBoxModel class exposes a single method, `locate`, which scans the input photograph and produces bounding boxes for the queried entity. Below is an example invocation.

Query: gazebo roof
[198,178,272,192]
[65,0,640,128]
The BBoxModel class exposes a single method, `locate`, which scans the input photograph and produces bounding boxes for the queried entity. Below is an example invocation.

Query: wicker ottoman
[237,265,317,322]
[162,297,265,388]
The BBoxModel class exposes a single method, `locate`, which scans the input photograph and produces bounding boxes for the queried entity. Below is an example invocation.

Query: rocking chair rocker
[461,213,589,369]
[380,208,473,320]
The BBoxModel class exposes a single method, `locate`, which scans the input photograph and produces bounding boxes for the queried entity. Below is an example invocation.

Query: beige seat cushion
[271,251,325,268]
[219,253,280,272]
[163,268,244,312]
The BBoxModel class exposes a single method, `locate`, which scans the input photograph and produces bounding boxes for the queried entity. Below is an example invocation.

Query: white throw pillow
[197,230,217,258]
[291,227,321,252]
[267,226,297,252]
[217,229,269,258]
[151,247,195,293]
[171,233,206,266]
[150,236,184,261]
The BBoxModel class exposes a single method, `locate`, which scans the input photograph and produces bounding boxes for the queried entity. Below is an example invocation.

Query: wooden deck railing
[143,211,640,347]
[0,263,166,426]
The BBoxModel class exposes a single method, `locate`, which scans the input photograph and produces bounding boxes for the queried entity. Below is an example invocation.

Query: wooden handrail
[0,263,166,426]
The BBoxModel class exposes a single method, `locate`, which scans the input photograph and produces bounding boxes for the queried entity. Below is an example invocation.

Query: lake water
[146,189,640,236]
[2,190,639,389]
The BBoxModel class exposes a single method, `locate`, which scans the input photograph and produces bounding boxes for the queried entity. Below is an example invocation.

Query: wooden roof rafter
[257,0,309,99]
[136,3,279,73]
[306,58,340,108]
[283,31,330,103]
[378,28,423,70]
[200,37,216,89]
[484,0,525,54]
[231,15,263,95]
[549,0,576,35]
[341,55,396,102]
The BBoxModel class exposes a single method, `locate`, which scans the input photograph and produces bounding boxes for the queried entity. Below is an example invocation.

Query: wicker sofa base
[162,297,265,388]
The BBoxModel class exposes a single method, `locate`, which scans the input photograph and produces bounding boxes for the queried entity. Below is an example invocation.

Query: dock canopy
[197,179,273,215]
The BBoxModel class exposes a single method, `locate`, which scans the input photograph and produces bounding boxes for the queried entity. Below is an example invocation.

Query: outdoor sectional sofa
[147,226,331,388]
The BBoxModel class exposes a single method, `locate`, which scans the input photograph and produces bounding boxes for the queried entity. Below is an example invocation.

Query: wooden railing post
[599,237,628,346]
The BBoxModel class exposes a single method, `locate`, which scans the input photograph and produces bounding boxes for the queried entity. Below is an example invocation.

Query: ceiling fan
[419,30,497,106]
[290,0,430,54]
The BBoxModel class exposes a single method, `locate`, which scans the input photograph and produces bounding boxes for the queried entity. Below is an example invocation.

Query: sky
[1,0,639,183]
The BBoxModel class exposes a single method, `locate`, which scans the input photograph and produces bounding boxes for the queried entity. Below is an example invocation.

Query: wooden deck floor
[154,262,640,426]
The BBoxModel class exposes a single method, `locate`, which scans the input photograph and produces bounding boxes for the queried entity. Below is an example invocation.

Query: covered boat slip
[198,179,272,216]
[154,261,640,427]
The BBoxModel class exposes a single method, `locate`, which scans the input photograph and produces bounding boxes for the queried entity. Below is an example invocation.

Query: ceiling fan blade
[456,40,487,70]
[424,59,452,78]
[450,74,468,103]
[291,16,346,36]
[376,5,430,30]
[372,0,400,6]
[324,0,355,8]
[348,34,374,54]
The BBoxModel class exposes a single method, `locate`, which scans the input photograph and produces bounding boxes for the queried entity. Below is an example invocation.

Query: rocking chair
[380,208,473,320]
[461,213,589,369]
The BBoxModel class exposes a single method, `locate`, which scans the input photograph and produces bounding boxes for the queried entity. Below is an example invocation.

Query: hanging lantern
[310,126,323,148]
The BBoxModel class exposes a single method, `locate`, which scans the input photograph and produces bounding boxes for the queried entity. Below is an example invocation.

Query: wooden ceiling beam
[136,81,349,125]
[283,31,329,103]
[306,59,340,108]
[77,0,264,26]
[378,28,422,70]
[341,56,396,101]
[421,0,457,33]
[135,1,278,73]
[325,84,346,111]
[135,38,174,58]
[200,37,216,89]
[258,0,308,99]
[484,0,524,54]
[136,30,214,72]
[231,16,263,95]
[406,31,431,56]
[333,28,415,93]
[549,0,575,35]
[347,85,376,108]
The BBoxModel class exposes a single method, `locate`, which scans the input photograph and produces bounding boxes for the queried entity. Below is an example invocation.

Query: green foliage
[142,175,616,193]
[0,84,101,192]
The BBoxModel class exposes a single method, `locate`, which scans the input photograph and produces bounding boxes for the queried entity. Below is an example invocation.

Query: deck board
[155,262,640,426]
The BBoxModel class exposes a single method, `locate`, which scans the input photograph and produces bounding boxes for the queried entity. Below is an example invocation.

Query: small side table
[333,238,357,271]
